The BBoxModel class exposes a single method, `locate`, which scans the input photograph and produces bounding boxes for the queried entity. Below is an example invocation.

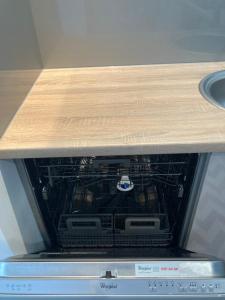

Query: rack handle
[66,217,102,232]
[125,217,160,233]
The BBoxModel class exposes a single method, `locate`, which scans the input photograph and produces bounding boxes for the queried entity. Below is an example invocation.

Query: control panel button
[208,284,214,292]
[189,282,198,292]
[149,283,157,292]
[201,284,207,292]
[151,286,157,292]
[215,283,220,289]
[178,284,187,292]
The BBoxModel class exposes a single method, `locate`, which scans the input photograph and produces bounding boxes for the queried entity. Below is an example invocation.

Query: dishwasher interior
[25,154,198,252]
[5,153,225,298]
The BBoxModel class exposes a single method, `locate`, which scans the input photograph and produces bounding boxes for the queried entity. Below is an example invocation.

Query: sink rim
[199,69,225,111]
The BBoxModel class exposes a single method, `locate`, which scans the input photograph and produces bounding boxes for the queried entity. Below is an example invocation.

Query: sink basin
[199,70,225,109]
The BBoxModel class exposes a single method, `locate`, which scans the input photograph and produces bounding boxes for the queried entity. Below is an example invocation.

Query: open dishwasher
[1,153,225,299]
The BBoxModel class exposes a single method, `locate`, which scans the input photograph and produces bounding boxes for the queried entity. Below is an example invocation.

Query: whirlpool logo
[100,282,118,290]
[137,266,153,272]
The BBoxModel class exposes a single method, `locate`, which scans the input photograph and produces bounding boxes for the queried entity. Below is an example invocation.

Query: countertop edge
[1,142,225,159]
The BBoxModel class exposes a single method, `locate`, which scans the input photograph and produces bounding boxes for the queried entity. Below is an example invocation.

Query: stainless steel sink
[199,70,225,109]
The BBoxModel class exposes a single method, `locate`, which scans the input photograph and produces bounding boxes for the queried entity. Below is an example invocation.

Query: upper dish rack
[36,155,190,188]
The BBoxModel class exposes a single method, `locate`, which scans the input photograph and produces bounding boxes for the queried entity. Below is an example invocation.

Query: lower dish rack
[57,212,172,248]
[57,188,172,248]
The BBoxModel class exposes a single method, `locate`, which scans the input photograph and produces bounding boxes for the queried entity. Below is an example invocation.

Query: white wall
[0,0,41,70]
[30,0,225,68]
[0,0,42,136]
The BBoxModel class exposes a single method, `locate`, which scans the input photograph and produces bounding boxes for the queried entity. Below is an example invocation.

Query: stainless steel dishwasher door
[1,254,225,299]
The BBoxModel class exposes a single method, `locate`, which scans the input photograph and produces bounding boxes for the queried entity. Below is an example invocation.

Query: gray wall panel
[30,0,225,68]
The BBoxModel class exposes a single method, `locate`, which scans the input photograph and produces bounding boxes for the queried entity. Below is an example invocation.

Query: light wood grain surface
[1,62,225,159]
[0,69,41,138]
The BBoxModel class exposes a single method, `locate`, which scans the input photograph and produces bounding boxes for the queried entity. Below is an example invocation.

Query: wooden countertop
[0,69,41,138]
[1,62,225,159]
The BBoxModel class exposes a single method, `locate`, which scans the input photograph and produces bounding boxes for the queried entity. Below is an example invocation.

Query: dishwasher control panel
[147,279,222,294]
[1,279,225,295]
